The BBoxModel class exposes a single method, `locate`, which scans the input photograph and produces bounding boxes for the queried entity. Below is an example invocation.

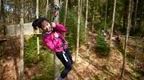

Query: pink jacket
[42,23,68,53]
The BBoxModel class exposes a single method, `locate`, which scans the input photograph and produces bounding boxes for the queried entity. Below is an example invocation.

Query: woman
[32,17,73,80]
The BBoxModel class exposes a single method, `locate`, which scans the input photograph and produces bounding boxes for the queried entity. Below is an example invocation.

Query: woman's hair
[32,17,49,30]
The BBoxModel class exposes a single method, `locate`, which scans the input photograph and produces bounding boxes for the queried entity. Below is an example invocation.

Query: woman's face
[41,20,52,32]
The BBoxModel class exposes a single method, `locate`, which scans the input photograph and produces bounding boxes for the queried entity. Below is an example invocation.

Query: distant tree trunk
[134,0,138,32]
[91,14,95,32]
[80,0,83,13]
[64,0,68,25]
[19,0,24,80]
[1,0,6,36]
[0,0,4,19]
[104,0,108,30]
[119,0,132,79]
[0,0,1,18]
[110,0,117,47]
[82,0,85,13]
[133,0,138,68]
[122,0,128,49]
[84,0,88,41]
[45,0,49,17]
[75,0,81,62]
[36,0,40,55]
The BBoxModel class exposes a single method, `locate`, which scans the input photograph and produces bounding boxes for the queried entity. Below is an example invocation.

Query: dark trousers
[56,48,73,78]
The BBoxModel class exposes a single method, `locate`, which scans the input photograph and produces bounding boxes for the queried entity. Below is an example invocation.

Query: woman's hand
[51,22,56,28]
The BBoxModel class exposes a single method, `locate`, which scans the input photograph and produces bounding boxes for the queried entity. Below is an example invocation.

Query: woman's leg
[64,48,73,64]
[56,52,72,79]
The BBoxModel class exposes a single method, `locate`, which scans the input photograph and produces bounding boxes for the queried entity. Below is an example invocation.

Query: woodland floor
[67,32,144,80]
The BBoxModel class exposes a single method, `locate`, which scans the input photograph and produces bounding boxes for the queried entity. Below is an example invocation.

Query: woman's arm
[52,22,67,33]
[43,38,55,52]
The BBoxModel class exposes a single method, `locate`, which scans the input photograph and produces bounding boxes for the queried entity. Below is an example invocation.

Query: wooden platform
[0,39,7,43]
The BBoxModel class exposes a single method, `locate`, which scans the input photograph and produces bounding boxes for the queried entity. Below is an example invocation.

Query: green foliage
[96,34,110,56]
[59,8,76,49]
[24,36,38,64]
[59,8,85,50]
[24,35,54,80]
[79,15,85,44]
[32,53,54,80]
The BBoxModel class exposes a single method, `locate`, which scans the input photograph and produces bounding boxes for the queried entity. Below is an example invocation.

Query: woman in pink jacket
[32,18,73,80]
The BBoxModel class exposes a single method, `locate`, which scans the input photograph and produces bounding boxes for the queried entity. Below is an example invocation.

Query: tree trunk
[119,0,132,79]
[134,0,138,32]
[75,0,81,62]
[36,0,40,55]
[84,0,88,41]
[53,0,59,22]
[64,0,68,25]
[122,0,128,49]
[0,0,4,20]
[133,0,138,69]
[1,1,18,80]
[1,0,6,36]
[91,14,95,32]
[19,0,24,80]
[45,0,49,17]
[53,0,61,80]
[110,0,117,47]
[0,0,1,18]
[104,0,108,30]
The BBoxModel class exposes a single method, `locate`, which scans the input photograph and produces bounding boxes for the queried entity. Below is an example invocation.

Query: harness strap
[62,51,68,62]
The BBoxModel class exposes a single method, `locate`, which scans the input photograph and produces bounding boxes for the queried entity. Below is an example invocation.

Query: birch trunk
[119,0,132,79]
[84,0,88,41]
[134,0,138,32]
[45,0,49,17]
[75,0,81,62]
[64,0,68,25]
[110,0,117,47]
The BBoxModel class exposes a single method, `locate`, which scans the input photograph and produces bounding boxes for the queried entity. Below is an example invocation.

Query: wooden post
[36,0,40,55]
[19,0,24,79]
